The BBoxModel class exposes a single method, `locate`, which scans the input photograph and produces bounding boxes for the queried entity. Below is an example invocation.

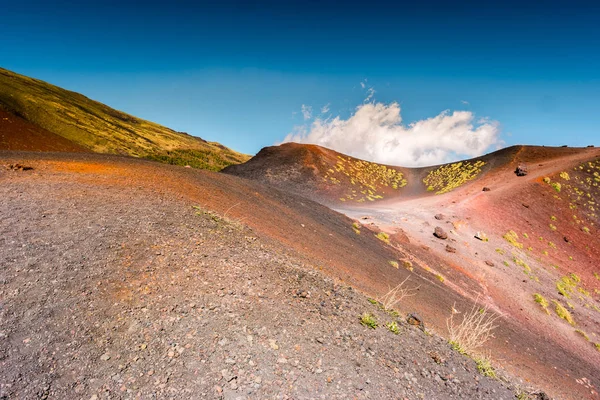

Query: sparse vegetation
[360,313,378,329]
[352,222,361,234]
[503,230,523,248]
[436,274,445,283]
[323,155,407,202]
[386,321,400,334]
[533,294,549,314]
[552,300,574,325]
[447,300,498,356]
[475,356,496,378]
[376,232,390,243]
[575,329,589,341]
[378,277,419,312]
[422,160,486,195]
[388,260,399,268]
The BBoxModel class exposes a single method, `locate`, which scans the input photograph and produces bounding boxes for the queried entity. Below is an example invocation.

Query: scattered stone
[485,260,495,267]
[7,163,34,171]
[482,187,491,192]
[100,353,111,361]
[268,339,279,350]
[445,245,456,253]
[474,232,488,241]
[428,351,444,364]
[295,289,310,298]
[407,313,424,330]
[433,227,448,240]
[522,203,530,208]
[221,369,236,382]
[563,236,569,243]
[532,391,551,400]
[434,214,444,220]
[515,164,528,176]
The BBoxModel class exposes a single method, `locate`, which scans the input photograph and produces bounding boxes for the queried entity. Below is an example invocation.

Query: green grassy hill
[0,68,249,170]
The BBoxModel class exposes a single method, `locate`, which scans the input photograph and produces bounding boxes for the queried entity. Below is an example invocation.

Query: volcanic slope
[0,68,249,170]
[226,143,600,400]
[0,151,535,400]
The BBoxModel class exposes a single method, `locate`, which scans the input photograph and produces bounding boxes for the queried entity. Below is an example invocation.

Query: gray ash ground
[1,168,524,399]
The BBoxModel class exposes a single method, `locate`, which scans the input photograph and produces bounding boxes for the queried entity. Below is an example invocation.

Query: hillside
[0,150,535,400]
[0,68,249,170]
[227,142,600,399]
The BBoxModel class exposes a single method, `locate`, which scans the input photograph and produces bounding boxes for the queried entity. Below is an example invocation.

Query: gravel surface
[0,165,522,399]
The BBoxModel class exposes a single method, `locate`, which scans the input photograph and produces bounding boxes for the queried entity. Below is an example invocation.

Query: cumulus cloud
[282,101,502,167]
[301,104,312,120]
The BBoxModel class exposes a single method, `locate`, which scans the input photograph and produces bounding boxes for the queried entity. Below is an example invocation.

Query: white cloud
[321,103,330,114]
[301,104,312,120]
[360,81,366,89]
[461,100,470,105]
[365,87,375,103]
[282,101,502,167]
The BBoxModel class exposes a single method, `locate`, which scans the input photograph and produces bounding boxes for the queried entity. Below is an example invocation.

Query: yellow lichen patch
[422,160,485,195]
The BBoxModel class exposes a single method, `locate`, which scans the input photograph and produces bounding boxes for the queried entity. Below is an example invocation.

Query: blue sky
[1,0,599,163]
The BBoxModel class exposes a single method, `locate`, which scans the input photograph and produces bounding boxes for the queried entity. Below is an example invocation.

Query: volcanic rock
[433,227,448,239]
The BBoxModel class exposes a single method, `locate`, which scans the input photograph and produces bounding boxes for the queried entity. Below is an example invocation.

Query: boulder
[406,313,424,330]
[515,164,528,176]
[433,227,448,240]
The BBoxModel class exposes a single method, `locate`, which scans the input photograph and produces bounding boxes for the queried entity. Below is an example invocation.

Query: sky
[1,0,599,166]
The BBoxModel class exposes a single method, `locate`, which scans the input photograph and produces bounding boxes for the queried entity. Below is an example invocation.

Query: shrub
[447,300,498,355]
[533,293,549,314]
[378,276,419,311]
[360,313,378,329]
[552,300,574,325]
[386,321,400,334]
[475,356,496,378]
[388,260,399,268]
[376,232,390,243]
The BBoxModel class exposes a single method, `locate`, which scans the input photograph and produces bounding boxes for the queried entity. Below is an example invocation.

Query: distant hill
[0,68,249,170]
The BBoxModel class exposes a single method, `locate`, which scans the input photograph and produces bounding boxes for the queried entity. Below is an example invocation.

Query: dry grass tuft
[447,299,499,355]
[378,277,420,312]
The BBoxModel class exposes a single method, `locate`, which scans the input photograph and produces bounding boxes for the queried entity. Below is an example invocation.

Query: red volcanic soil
[0,108,89,152]
[228,143,600,400]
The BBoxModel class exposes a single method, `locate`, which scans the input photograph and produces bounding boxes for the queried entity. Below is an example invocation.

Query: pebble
[100,353,111,361]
